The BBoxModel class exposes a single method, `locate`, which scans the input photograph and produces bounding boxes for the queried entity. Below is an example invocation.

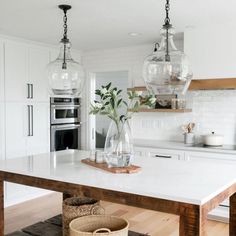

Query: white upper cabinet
[184,24,236,79]
[5,40,50,102]
[28,47,50,102]
[5,41,28,102]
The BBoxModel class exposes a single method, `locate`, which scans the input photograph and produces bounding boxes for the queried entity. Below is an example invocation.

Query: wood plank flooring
[5,193,229,235]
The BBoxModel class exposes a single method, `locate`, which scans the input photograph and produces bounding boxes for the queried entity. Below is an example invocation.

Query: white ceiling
[0,0,235,51]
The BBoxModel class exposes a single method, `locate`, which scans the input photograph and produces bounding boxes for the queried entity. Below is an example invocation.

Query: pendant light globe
[47,5,85,96]
[143,1,192,95]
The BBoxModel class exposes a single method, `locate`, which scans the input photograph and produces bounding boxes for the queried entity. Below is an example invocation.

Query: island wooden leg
[0,178,4,236]
[179,205,207,236]
[230,192,236,236]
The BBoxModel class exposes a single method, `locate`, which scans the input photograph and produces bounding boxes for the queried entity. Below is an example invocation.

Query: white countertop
[1,150,236,206]
[134,139,236,155]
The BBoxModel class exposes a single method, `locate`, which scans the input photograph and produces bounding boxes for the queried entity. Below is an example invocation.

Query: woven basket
[63,197,104,236]
[69,215,129,236]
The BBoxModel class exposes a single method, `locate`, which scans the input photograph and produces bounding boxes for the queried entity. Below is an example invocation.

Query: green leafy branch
[89,83,156,129]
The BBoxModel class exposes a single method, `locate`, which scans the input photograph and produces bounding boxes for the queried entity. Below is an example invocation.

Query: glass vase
[104,120,134,168]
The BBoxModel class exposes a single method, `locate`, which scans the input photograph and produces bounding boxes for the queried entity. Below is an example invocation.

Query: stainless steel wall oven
[50,97,81,151]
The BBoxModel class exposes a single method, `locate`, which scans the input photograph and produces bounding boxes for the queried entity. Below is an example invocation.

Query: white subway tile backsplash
[132,90,236,144]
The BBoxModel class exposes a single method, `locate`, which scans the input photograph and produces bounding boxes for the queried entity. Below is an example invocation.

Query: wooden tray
[81,159,141,174]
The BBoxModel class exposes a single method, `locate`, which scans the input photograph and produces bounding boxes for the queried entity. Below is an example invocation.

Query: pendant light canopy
[47,5,85,96]
[143,0,192,95]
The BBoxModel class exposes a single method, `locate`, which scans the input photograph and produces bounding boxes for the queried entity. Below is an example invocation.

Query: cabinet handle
[27,84,30,99]
[31,84,33,99]
[155,154,172,159]
[30,105,33,136]
[92,128,95,140]
[27,105,33,136]
[27,105,31,136]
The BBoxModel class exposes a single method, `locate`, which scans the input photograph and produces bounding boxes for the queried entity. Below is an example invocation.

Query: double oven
[50,97,81,152]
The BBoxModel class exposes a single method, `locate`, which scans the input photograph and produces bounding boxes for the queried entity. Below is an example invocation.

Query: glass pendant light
[143,0,193,95]
[47,5,85,96]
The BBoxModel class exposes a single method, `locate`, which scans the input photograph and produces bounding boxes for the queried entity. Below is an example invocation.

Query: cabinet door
[26,103,50,155]
[0,102,5,160]
[137,147,184,160]
[133,147,145,157]
[5,102,27,159]
[0,41,4,102]
[29,47,50,102]
[184,25,236,79]
[184,151,236,163]
[5,41,28,102]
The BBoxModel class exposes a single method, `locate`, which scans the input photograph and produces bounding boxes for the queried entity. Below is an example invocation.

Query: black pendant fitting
[58,4,72,12]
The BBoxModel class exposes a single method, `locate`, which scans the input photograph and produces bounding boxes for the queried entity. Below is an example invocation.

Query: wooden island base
[0,172,236,236]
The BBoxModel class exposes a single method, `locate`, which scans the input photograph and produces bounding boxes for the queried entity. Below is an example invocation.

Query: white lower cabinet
[135,146,185,160]
[5,102,28,159]
[26,103,50,155]
[5,102,50,158]
[4,102,50,207]
[0,102,5,161]
[184,151,236,163]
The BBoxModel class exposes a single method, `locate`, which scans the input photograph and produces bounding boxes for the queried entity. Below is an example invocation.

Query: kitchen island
[0,150,236,236]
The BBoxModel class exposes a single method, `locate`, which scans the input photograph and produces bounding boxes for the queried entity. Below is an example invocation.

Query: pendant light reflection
[143,0,192,95]
[47,5,85,96]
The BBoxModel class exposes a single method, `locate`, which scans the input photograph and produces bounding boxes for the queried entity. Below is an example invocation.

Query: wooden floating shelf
[127,86,146,92]
[128,78,236,92]
[189,78,236,90]
[128,108,192,113]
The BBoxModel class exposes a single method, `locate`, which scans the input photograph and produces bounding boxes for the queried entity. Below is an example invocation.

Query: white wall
[95,71,129,136]
[83,39,236,145]
[83,41,183,87]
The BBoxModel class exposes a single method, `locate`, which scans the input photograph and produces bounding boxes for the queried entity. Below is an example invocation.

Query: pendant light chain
[63,9,68,41]
[164,0,171,62]
[164,0,171,26]
[61,7,70,69]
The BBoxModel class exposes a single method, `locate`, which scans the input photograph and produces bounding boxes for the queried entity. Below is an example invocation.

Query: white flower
[150,97,156,104]
[94,103,103,109]
[100,88,108,95]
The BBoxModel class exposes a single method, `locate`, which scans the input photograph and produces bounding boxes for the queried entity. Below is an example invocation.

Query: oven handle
[51,124,81,130]
[51,105,81,108]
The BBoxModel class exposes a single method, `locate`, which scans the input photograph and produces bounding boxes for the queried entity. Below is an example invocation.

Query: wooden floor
[5,192,229,236]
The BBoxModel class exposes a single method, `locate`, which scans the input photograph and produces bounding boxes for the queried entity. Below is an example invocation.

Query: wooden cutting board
[81,158,141,174]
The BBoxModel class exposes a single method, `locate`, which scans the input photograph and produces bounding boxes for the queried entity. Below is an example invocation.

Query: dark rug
[6,215,148,236]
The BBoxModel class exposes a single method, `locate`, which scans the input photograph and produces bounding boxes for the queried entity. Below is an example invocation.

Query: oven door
[50,124,81,152]
[50,105,80,124]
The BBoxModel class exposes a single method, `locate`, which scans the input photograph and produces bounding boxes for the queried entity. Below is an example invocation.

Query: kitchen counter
[134,139,236,155]
[0,149,235,205]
